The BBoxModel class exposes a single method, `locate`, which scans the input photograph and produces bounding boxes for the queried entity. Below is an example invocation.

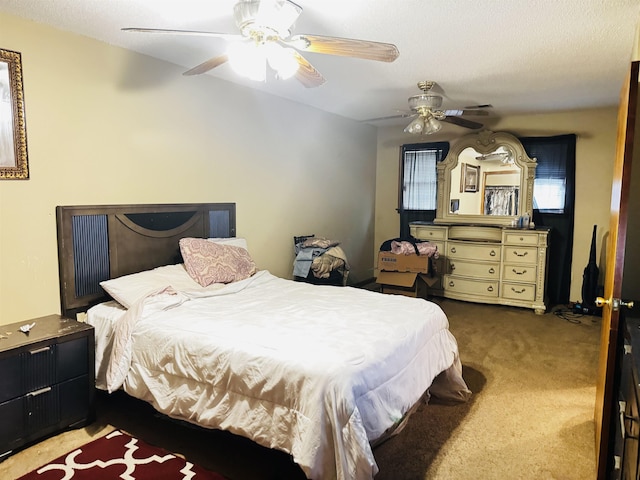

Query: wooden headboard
[56,203,236,318]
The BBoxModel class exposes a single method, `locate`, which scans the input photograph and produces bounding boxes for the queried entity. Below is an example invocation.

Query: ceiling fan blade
[441,116,484,130]
[122,27,240,41]
[365,112,414,122]
[293,52,326,88]
[465,104,493,109]
[444,109,490,117]
[183,54,229,76]
[285,34,399,62]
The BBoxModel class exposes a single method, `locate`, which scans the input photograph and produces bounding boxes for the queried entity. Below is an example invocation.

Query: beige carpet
[0,298,600,480]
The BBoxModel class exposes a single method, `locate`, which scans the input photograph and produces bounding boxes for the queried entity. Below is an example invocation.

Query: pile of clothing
[293,236,349,284]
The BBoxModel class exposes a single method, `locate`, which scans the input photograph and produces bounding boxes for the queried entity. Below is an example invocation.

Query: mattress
[88,270,469,480]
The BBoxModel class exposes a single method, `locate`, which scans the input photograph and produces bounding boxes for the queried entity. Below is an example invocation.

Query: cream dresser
[410,223,549,314]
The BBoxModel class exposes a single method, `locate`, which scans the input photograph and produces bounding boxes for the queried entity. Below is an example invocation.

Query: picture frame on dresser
[0,48,29,180]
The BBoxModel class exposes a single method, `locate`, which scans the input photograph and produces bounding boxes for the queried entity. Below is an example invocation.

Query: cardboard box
[377,251,429,273]
[378,271,430,298]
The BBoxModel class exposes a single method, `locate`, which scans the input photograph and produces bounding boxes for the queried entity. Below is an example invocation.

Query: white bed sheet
[88,270,469,480]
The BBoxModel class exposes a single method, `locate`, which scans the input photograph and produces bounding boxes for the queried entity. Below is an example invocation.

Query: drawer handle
[450,247,456,254]
[488,267,495,274]
[512,251,528,258]
[511,287,527,294]
[512,268,527,275]
[449,281,455,287]
[625,414,639,440]
[487,286,494,292]
[490,250,496,257]
[29,346,51,355]
[450,263,456,271]
[27,386,52,397]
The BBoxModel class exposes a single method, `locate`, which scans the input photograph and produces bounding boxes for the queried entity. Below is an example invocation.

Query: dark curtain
[399,142,449,238]
[519,134,576,307]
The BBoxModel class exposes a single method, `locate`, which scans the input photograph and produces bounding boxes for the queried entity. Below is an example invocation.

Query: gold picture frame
[0,48,29,179]
[460,163,479,193]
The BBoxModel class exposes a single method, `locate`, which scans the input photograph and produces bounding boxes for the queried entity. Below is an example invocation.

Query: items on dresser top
[0,315,95,461]
[410,222,549,314]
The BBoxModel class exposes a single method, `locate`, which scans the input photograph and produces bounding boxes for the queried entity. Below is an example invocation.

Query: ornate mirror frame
[435,130,537,226]
[0,48,29,180]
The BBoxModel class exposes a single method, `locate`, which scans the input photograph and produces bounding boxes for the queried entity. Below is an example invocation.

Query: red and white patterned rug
[17,430,226,480]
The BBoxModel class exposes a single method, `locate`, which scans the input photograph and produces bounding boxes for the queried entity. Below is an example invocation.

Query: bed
[56,202,470,480]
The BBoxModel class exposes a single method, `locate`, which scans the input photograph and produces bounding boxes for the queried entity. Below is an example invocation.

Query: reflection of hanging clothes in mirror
[484,186,519,215]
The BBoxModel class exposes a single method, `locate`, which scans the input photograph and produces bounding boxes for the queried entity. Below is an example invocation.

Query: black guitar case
[581,225,599,308]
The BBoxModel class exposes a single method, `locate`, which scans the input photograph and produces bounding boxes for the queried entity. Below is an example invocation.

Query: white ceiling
[1,0,639,127]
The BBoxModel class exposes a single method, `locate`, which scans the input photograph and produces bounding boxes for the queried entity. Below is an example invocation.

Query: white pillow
[100,264,200,309]
[208,237,249,251]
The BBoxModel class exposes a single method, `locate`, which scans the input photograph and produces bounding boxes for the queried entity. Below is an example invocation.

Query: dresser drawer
[503,246,538,265]
[449,260,499,279]
[504,232,541,246]
[502,264,537,283]
[410,225,447,241]
[448,242,501,262]
[502,282,536,301]
[444,275,499,297]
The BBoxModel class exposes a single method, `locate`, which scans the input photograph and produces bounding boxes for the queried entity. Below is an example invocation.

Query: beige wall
[375,108,618,304]
[0,13,378,325]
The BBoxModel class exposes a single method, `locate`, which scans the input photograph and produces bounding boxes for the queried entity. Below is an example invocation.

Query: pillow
[100,264,199,309]
[180,237,257,287]
[208,237,249,251]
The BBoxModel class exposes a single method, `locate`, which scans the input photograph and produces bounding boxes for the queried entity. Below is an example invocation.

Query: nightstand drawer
[0,336,89,403]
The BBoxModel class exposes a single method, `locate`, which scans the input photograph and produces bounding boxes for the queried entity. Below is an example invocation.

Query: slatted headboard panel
[56,203,236,318]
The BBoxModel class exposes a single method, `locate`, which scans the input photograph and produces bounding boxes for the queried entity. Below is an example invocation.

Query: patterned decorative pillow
[179,237,257,286]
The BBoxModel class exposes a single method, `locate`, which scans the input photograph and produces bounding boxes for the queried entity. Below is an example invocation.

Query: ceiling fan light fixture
[266,43,299,79]
[404,116,425,134]
[424,116,442,134]
[408,93,443,110]
[228,41,267,81]
[404,112,442,135]
[234,0,302,38]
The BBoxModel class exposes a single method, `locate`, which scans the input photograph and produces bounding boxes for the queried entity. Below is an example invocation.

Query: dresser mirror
[435,130,537,226]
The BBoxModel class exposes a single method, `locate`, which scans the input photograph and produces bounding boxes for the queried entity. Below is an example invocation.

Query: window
[398,142,449,238]
[520,135,576,214]
[400,142,449,211]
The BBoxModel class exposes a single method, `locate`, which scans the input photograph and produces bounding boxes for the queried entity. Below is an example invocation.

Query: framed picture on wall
[0,48,29,179]
[461,163,479,193]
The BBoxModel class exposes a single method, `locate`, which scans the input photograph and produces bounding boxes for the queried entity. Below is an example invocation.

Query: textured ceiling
[1,0,639,128]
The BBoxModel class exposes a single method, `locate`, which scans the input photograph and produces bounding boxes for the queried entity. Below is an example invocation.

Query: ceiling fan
[122,0,399,87]
[388,81,491,135]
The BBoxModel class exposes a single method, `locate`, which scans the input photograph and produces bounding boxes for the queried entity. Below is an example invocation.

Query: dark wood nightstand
[0,314,95,461]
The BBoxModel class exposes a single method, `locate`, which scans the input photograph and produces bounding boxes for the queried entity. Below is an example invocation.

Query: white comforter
[88,270,469,480]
